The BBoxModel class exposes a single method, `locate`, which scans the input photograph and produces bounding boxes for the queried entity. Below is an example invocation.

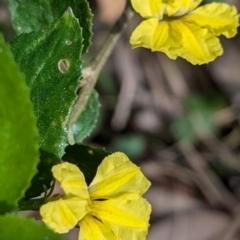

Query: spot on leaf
[58,59,70,74]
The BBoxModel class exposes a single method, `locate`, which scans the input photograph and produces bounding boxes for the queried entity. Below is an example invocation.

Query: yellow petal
[52,162,89,199]
[150,20,170,51]
[166,0,202,16]
[130,18,159,49]
[182,3,239,38]
[131,0,164,18]
[78,215,117,240]
[130,19,181,60]
[89,152,151,199]
[91,197,151,240]
[151,20,182,59]
[130,19,174,56]
[40,197,90,234]
[171,20,223,65]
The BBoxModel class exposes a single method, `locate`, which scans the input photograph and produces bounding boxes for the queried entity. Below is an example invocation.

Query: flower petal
[151,20,182,59]
[89,152,151,199]
[130,19,181,60]
[130,18,159,49]
[52,162,89,198]
[131,0,164,18]
[182,3,239,38]
[130,19,174,55]
[166,0,202,16]
[171,21,223,64]
[91,197,151,240]
[78,215,117,240]
[40,197,90,234]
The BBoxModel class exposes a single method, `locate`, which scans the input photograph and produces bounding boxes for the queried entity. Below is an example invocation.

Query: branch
[67,2,133,144]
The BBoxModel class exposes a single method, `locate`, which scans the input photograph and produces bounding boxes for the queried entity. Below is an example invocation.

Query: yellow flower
[130,0,239,65]
[40,152,151,240]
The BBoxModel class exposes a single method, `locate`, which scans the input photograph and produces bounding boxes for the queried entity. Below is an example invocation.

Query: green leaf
[172,93,226,142]
[0,34,39,213]
[63,145,110,185]
[190,111,214,137]
[171,116,195,143]
[186,93,226,113]
[110,134,147,160]
[186,93,226,137]
[73,90,100,143]
[24,151,59,200]
[0,214,66,240]
[11,10,83,159]
[7,0,93,54]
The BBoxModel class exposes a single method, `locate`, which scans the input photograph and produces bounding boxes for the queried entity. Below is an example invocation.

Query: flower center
[161,14,181,22]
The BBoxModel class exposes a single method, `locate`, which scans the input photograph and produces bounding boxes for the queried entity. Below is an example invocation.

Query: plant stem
[67,2,133,144]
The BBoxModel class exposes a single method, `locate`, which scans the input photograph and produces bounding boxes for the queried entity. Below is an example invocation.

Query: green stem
[16,180,55,211]
[17,198,44,211]
[67,3,133,144]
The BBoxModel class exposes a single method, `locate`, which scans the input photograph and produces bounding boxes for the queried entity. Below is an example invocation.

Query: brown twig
[111,41,140,130]
[178,142,238,212]
[209,206,240,240]
[201,136,240,172]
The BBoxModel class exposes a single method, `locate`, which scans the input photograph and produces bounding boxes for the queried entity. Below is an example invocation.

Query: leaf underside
[73,90,100,143]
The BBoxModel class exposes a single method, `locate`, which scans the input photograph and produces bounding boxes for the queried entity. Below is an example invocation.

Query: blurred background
[85,0,240,239]
[2,0,240,239]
